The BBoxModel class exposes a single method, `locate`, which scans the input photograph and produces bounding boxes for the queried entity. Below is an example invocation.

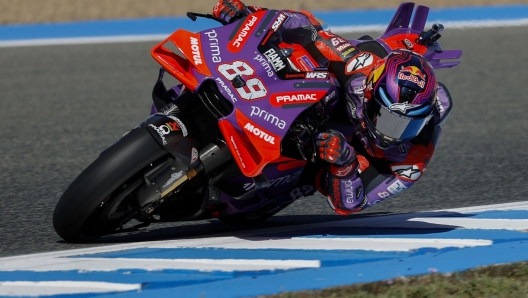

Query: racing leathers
[212,1,453,216]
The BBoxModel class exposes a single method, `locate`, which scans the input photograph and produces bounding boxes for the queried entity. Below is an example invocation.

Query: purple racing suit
[231,7,454,215]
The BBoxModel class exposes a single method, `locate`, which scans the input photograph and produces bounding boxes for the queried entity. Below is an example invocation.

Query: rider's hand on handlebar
[213,0,248,24]
[316,130,356,166]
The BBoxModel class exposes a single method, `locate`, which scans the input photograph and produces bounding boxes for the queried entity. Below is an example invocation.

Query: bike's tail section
[383,2,415,34]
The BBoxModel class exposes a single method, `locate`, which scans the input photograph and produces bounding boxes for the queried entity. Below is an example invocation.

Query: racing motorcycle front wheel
[53,126,168,242]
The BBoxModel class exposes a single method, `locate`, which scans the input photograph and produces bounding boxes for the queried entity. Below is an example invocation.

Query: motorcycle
[53,2,461,241]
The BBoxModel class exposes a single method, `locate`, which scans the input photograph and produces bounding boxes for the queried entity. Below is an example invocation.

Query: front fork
[138,110,232,217]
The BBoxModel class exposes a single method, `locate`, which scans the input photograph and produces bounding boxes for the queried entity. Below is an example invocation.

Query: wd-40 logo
[305,71,328,79]
[228,14,260,53]
[190,37,202,65]
[263,48,286,72]
[244,122,275,144]
[271,13,287,31]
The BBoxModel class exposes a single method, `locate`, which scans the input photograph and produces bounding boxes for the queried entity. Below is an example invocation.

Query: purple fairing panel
[383,2,416,35]
[217,162,307,215]
[347,2,461,70]
[198,11,335,139]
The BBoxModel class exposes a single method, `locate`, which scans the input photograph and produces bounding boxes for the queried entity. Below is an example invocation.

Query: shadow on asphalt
[55,211,473,245]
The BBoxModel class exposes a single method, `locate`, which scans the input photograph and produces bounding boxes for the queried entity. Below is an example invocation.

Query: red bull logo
[398,66,426,88]
[400,66,426,80]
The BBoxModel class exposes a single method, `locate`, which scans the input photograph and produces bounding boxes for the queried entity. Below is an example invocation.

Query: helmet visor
[365,89,432,146]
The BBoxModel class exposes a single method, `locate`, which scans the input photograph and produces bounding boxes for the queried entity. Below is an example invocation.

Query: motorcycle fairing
[203,10,334,177]
[151,30,212,91]
[350,2,462,69]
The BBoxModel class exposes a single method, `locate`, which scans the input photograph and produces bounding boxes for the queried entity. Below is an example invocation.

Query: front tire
[53,127,168,242]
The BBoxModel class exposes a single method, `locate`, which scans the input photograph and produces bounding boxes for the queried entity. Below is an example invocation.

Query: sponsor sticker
[250,106,287,129]
[204,30,221,63]
[297,56,316,71]
[244,122,276,144]
[191,147,198,164]
[391,164,422,181]
[228,14,260,53]
[148,121,181,145]
[263,48,286,72]
[305,71,328,79]
[344,179,354,203]
[398,66,426,88]
[403,39,414,50]
[271,13,287,31]
[215,77,238,103]
[345,53,374,74]
[285,73,306,79]
[336,43,352,52]
[270,91,326,107]
[190,37,202,65]
[162,171,184,188]
[253,54,274,77]
[166,116,187,137]
[389,102,420,114]
[341,47,357,57]
[387,179,408,195]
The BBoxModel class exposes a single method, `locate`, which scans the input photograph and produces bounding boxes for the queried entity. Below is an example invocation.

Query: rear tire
[53,127,168,242]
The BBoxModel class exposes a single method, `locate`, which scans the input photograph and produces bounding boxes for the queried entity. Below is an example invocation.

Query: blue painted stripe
[257,227,528,242]
[437,210,528,219]
[0,18,220,41]
[0,5,526,41]
[87,240,528,298]
[0,270,227,286]
[73,247,406,263]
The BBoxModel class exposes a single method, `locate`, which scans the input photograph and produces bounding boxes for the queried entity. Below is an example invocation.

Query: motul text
[190,37,202,65]
[244,122,276,144]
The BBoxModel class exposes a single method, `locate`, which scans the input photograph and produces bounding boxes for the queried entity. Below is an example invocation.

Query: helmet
[364,50,437,149]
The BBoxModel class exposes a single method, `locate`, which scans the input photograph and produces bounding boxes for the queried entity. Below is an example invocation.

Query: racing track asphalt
[0,26,527,257]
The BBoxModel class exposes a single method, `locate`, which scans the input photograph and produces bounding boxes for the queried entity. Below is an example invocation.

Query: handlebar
[416,23,444,46]
[186,12,228,26]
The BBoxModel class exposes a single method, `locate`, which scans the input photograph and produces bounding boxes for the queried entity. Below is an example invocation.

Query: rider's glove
[213,0,248,24]
[316,130,356,166]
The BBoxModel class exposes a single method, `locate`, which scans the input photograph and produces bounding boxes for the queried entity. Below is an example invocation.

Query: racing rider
[212,0,453,215]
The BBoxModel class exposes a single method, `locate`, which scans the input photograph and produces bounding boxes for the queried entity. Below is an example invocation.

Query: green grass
[264,262,528,298]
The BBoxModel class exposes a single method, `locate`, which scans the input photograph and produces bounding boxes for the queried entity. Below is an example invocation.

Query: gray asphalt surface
[1,26,527,257]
